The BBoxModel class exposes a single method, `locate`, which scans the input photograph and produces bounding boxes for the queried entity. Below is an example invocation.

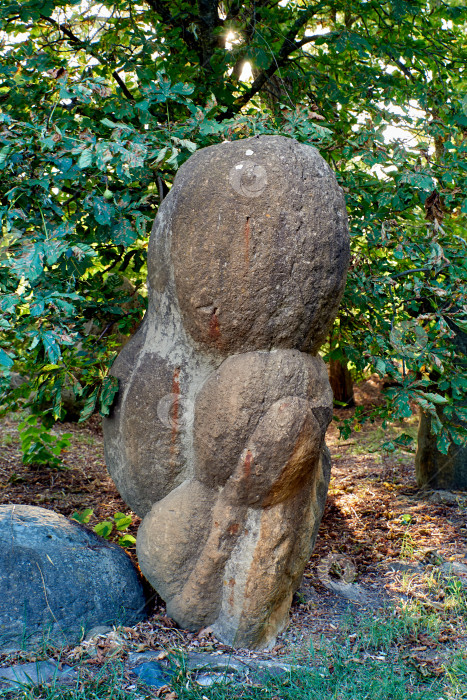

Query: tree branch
[388,263,450,280]
[387,53,415,82]
[223,9,324,120]
[111,70,135,101]
[40,15,135,100]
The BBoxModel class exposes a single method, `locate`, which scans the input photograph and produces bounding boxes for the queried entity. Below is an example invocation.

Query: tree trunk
[415,409,467,490]
[329,358,355,408]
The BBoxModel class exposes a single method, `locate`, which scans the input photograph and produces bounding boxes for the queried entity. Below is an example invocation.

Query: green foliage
[18,414,71,467]
[94,511,136,547]
[94,520,114,539]
[382,433,415,453]
[400,528,416,560]
[0,0,466,465]
[71,507,93,524]
[72,508,136,547]
[79,375,120,422]
[399,513,412,526]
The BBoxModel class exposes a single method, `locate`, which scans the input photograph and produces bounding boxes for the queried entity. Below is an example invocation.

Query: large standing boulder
[0,505,147,651]
[103,135,350,649]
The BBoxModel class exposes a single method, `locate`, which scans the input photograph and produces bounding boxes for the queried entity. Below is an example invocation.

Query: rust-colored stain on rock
[228,577,235,607]
[228,523,240,535]
[244,450,253,478]
[244,216,250,266]
[209,308,220,341]
[170,367,181,454]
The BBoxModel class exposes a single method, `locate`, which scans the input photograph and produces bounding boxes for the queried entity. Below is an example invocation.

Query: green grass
[3,652,445,700]
[446,654,467,699]
[170,645,445,700]
[72,433,97,447]
[340,601,444,652]
[426,570,467,619]
[0,662,139,700]
[340,417,419,458]
[0,644,447,700]
[2,600,465,700]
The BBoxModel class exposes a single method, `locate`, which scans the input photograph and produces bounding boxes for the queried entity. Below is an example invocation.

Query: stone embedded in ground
[385,561,424,574]
[103,135,349,649]
[132,662,174,688]
[440,561,467,587]
[84,625,113,641]
[428,490,460,505]
[0,505,147,651]
[320,581,372,604]
[128,650,297,686]
[0,660,77,689]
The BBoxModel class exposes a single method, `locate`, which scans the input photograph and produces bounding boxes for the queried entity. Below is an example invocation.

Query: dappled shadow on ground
[0,393,466,681]
[284,409,467,672]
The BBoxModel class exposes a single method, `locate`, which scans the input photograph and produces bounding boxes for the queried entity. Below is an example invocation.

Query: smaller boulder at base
[0,505,147,651]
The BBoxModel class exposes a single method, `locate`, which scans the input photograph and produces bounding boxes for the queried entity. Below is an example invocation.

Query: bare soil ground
[0,377,466,688]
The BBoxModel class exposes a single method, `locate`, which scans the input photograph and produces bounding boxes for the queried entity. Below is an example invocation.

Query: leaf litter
[0,379,466,690]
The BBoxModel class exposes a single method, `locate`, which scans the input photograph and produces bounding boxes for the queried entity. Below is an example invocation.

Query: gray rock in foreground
[0,505,147,651]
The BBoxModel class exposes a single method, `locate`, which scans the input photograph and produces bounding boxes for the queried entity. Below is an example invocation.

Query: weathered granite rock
[0,505,146,650]
[168,137,348,354]
[103,135,349,649]
[132,662,174,688]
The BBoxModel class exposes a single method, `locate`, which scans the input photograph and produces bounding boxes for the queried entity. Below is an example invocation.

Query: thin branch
[388,54,415,82]
[223,19,324,119]
[40,15,135,101]
[388,263,450,280]
[389,267,431,279]
[111,70,134,101]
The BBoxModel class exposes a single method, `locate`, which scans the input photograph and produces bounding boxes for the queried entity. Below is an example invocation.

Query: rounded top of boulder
[149,134,349,355]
